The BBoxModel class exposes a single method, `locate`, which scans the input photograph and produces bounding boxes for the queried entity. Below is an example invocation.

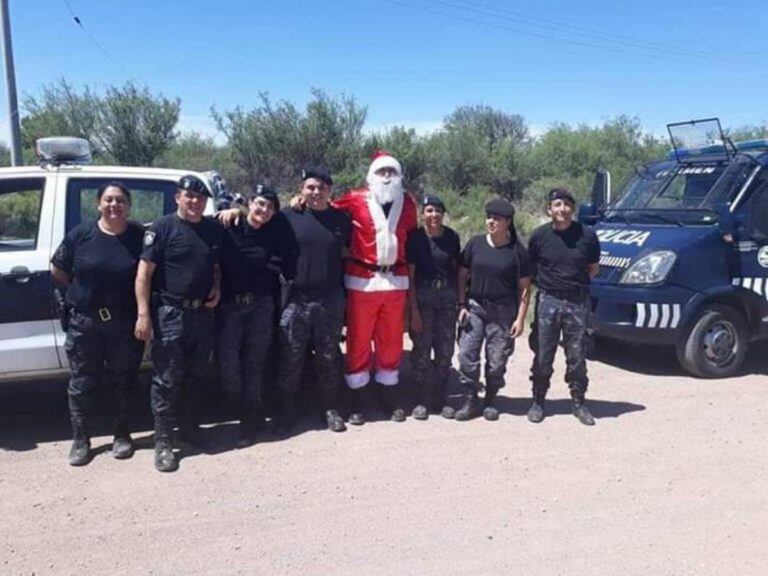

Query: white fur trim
[367,155,402,180]
[375,369,399,386]
[365,190,403,266]
[345,273,409,292]
[345,370,370,390]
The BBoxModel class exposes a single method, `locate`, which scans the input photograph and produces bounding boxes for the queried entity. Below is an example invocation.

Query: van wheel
[676,304,747,378]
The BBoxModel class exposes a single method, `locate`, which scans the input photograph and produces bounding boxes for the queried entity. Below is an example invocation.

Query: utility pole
[0,0,22,166]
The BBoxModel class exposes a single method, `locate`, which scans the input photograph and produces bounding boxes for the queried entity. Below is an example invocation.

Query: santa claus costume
[334,151,417,422]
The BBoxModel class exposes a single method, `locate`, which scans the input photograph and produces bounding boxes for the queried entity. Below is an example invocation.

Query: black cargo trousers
[149,297,214,438]
[277,290,345,410]
[529,290,590,399]
[409,282,456,407]
[65,309,143,435]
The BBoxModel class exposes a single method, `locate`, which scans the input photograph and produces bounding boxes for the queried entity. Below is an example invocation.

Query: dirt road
[2,342,767,575]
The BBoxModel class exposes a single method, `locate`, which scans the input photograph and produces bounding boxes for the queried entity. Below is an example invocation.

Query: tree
[96,82,180,166]
[22,79,180,166]
[212,89,367,191]
[444,104,528,150]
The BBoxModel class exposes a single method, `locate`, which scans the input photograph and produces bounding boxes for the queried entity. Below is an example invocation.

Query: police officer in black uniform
[135,175,222,472]
[406,194,461,420]
[456,198,532,421]
[276,167,351,433]
[218,185,297,447]
[527,188,600,426]
[51,182,145,466]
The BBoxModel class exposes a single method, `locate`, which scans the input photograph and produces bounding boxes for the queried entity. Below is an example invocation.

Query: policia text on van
[581,118,768,378]
[0,137,221,383]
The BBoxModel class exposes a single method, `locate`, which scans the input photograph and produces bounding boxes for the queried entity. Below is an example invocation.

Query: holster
[53,288,71,332]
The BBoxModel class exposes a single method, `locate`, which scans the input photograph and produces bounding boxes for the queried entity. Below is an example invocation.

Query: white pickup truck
[0,138,221,382]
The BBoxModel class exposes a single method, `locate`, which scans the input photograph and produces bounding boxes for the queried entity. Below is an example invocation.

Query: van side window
[0,178,46,252]
[66,178,178,231]
[746,172,768,241]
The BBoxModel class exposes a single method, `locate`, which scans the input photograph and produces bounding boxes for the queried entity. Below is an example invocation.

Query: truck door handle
[1,266,34,283]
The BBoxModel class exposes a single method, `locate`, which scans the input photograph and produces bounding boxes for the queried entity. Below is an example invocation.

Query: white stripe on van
[659,304,671,329]
[753,278,763,296]
[671,304,681,328]
[635,303,646,328]
[648,304,659,328]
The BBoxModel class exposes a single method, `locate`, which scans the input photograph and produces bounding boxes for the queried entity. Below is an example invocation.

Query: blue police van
[581,118,768,378]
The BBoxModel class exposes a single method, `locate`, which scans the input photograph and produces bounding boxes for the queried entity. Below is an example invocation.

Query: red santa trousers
[345,288,407,389]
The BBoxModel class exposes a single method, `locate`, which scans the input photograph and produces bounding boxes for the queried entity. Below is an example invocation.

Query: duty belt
[420,277,451,290]
[181,298,204,310]
[540,288,589,303]
[351,258,403,274]
[232,292,255,306]
[77,305,132,323]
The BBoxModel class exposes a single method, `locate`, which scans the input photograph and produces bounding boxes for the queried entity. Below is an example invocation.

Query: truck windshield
[606,159,754,225]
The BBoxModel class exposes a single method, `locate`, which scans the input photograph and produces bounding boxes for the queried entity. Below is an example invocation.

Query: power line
[428,0,737,63]
[60,0,130,75]
[384,0,751,68]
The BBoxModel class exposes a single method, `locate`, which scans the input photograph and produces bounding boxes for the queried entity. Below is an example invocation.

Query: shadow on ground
[589,336,768,378]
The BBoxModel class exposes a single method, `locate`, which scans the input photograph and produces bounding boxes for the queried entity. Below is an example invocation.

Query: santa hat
[367,149,402,181]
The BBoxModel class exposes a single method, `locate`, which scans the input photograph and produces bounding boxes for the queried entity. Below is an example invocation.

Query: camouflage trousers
[529,291,590,397]
[65,310,143,426]
[278,290,345,406]
[150,304,214,425]
[217,296,275,415]
[457,298,518,393]
[409,284,456,396]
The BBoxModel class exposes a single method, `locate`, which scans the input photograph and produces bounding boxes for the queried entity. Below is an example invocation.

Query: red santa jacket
[333,186,418,292]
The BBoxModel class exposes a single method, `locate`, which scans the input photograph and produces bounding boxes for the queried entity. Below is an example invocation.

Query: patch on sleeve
[143,230,156,247]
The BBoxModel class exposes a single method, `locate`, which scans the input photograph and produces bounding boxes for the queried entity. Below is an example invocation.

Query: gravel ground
[1,340,767,576]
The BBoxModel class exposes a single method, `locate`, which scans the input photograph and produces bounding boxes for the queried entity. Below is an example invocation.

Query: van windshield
[606,159,754,225]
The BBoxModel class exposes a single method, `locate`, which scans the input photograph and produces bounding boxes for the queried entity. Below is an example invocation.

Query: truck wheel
[676,304,748,378]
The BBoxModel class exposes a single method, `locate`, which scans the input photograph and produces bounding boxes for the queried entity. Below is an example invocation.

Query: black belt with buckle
[420,277,451,290]
[181,298,204,310]
[541,288,588,303]
[80,306,132,323]
[351,259,403,274]
[232,292,255,306]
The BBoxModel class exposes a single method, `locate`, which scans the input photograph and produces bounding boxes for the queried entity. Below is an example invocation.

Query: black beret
[301,166,333,186]
[177,174,211,197]
[251,184,280,211]
[421,194,446,213]
[548,188,576,205]
[484,198,515,218]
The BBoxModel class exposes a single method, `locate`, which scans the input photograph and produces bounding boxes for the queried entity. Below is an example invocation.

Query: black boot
[482,385,500,421]
[273,392,296,435]
[431,375,455,419]
[324,409,347,432]
[112,419,135,460]
[454,390,481,421]
[526,393,547,424]
[68,419,91,466]
[347,387,366,426]
[380,384,406,422]
[154,417,178,473]
[411,377,429,421]
[571,391,595,426]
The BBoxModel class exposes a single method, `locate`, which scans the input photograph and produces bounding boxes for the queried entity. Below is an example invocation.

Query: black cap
[301,166,333,186]
[251,184,280,211]
[548,187,576,205]
[421,194,446,213]
[177,174,211,197]
[484,198,515,218]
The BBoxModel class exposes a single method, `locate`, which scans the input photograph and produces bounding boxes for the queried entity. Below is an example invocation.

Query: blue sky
[2,0,767,144]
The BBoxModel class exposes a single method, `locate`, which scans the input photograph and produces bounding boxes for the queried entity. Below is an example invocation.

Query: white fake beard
[368,175,404,205]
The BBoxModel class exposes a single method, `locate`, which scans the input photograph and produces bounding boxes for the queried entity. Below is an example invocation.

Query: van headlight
[620,250,677,285]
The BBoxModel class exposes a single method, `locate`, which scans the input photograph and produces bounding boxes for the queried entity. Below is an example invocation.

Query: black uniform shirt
[219,215,297,303]
[51,220,145,311]
[141,213,222,300]
[528,222,600,292]
[282,207,351,293]
[461,234,532,304]
[406,226,461,285]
